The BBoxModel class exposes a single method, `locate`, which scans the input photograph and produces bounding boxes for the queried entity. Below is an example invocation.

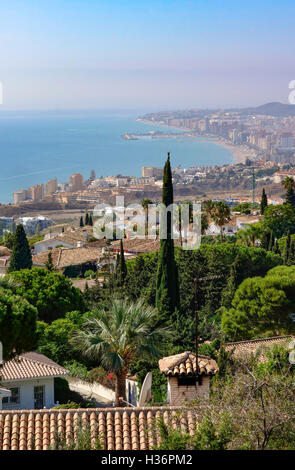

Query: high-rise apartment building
[46,178,58,195]
[29,184,44,201]
[70,173,83,191]
[13,190,29,205]
[142,167,163,178]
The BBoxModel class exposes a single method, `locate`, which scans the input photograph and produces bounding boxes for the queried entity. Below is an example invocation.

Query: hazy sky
[1,0,295,110]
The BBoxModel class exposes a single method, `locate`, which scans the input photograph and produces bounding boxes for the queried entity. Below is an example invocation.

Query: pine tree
[260,188,268,215]
[79,216,84,227]
[8,224,32,272]
[155,153,179,322]
[45,251,54,272]
[85,212,89,225]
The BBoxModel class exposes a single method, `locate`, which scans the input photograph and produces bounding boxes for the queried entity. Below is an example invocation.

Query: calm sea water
[0,110,233,204]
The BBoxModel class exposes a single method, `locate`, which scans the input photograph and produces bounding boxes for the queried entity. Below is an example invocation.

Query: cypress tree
[45,251,54,272]
[260,229,271,251]
[221,258,241,309]
[79,216,84,227]
[283,177,295,208]
[155,153,179,322]
[260,188,268,215]
[289,239,295,265]
[116,239,127,287]
[85,212,89,225]
[268,230,274,252]
[286,186,295,208]
[8,224,32,272]
[89,214,93,226]
[284,231,291,265]
[273,239,280,255]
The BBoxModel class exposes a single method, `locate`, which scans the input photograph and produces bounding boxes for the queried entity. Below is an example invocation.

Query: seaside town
[2,0,295,458]
[6,102,295,223]
[2,145,295,451]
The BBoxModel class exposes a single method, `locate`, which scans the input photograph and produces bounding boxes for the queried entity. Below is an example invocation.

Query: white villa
[0,352,68,410]
[206,214,262,237]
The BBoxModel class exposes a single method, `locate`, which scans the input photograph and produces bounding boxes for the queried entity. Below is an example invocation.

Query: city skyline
[1,0,295,110]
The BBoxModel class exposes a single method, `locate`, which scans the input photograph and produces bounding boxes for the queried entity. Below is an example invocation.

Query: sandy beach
[138,119,257,165]
[201,137,257,164]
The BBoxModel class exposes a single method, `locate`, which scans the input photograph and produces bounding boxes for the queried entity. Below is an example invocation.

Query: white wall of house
[206,222,237,237]
[68,377,139,406]
[2,377,55,410]
[34,239,73,254]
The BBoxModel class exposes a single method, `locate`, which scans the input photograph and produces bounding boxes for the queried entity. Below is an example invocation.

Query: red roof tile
[0,407,199,450]
[0,352,68,381]
[159,351,218,377]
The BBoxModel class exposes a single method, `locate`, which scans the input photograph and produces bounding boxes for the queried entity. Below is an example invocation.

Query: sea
[0,110,233,204]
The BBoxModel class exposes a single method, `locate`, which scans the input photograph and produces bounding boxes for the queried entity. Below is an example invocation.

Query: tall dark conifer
[282,177,295,208]
[79,216,84,227]
[45,251,54,272]
[8,224,32,272]
[116,239,127,287]
[268,230,274,252]
[156,153,179,322]
[289,239,295,265]
[260,188,268,215]
[284,231,291,265]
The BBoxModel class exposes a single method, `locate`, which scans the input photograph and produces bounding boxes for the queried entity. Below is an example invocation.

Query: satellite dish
[138,372,152,407]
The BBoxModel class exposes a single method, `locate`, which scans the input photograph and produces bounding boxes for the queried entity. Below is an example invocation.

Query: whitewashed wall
[2,378,55,410]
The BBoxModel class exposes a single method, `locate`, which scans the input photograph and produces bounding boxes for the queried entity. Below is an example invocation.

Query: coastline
[137,118,257,164]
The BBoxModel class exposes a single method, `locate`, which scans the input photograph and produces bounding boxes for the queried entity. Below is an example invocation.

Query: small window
[178,377,197,387]
[2,387,20,404]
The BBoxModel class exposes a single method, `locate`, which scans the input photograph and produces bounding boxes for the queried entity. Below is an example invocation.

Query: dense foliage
[221,265,295,340]
[10,268,85,322]
[0,288,37,359]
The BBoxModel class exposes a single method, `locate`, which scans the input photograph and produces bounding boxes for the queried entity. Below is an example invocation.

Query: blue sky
[1,0,294,110]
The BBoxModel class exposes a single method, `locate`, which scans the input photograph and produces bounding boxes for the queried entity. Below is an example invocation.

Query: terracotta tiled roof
[0,352,68,381]
[111,238,181,254]
[0,407,199,450]
[225,335,294,361]
[32,246,102,268]
[159,351,219,377]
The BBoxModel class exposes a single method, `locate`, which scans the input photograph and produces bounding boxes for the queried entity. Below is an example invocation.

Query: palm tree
[211,201,231,242]
[0,276,21,292]
[141,198,153,235]
[282,176,295,191]
[236,223,262,247]
[71,299,170,407]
